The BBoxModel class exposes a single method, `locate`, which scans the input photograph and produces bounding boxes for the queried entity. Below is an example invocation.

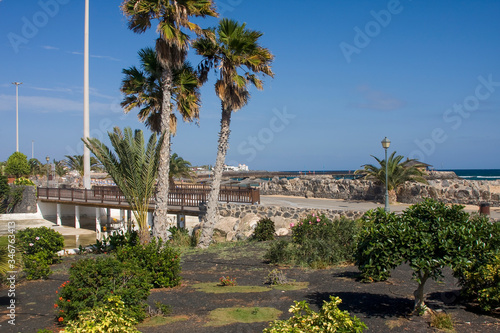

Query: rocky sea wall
[259,171,500,206]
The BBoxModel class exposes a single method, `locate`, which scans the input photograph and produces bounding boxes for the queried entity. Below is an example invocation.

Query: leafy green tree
[5,152,30,178]
[356,199,495,313]
[83,127,164,244]
[169,153,193,186]
[194,18,274,248]
[121,0,217,241]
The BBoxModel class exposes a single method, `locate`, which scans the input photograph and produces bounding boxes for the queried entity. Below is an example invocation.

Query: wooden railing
[37,184,260,210]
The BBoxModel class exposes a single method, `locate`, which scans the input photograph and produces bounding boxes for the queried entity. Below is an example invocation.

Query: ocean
[444,169,500,181]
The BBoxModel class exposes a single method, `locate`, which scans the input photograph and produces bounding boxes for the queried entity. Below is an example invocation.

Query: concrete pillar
[96,207,102,241]
[120,209,125,232]
[75,205,81,229]
[56,204,62,226]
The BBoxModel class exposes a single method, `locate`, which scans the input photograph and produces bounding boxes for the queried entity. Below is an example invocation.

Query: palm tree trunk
[198,107,232,248]
[152,69,173,241]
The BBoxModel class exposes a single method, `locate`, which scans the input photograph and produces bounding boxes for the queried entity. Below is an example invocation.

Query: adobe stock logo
[8,0,71,54]
[410,74,499,162]
[339,0,412,64]
[236,107,295,162]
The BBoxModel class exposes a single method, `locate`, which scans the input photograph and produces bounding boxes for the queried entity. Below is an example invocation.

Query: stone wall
[259,174,499,206]
[11,185,38,214]
[211,203,364,242]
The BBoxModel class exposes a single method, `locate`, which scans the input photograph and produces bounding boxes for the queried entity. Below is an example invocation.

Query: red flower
[58,317,64,322]
[59,297,63,301]
[54,304,58,308]
[67,300,70,302]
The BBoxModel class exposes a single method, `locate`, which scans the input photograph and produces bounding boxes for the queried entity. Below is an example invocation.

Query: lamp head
[381,137,391,149]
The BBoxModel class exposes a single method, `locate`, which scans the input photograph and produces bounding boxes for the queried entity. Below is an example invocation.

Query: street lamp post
[12,82,23,152]
[381,137,391,212]
[46,156,50,188]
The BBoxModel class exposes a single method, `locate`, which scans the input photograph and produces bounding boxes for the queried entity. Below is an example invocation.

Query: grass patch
[385,318,405,330]
[191,281,308,294]
[205,307,282,327]
[137,315,189,328]
[430,312,455,332]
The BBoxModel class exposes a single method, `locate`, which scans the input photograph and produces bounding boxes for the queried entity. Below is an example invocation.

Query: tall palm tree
[28,158,43,177]
[64,155,101,177]
[169,153,193,186]
[193,19,274,248]
[121,0,217,241]
[83,127,164,244]
[121,47,201,135]
[355,152,428,199]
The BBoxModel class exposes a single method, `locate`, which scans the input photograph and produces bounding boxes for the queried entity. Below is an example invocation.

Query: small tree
[5,152,30,178]
[356,199,494,313]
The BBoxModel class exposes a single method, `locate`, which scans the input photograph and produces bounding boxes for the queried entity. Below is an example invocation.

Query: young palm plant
[83,127,164,244]
[169,153,193,187]
[355,152,427,201]
[121,0,217,240]
[193,18,274,248]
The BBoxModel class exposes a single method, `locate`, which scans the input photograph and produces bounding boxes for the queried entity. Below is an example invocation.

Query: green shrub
[218,275,237,286]
[5,152,30,178]
[264,269,289,286]
[265,215,359,268]
[106,230,139,251]
[55,256,152,324]
[168,226,192,247]
[13,177,35,186]
[62,295,140,333]
[115,237,181,288]
[17,227,64,280]
[252,217,276,241]
[17,227,64,261]
[263,296,367,332]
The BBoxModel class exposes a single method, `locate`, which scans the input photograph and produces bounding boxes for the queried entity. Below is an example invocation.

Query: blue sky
[1,0,499,171]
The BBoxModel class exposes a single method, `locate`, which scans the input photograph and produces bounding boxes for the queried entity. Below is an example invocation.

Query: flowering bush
[263,296,367,332]
[17,227,64,280]
[55,256,152,323]
[265,214,359,268]
[218,276,237,286]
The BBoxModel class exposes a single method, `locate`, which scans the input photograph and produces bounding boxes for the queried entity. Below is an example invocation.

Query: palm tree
[169,153,193,187]
[121,47,202,135]
[64,155,101,177]
[83,127,164,244]
[121,0,217,241]
[193,19,274,248]
[28,158,43,177]
[355,152,428,201]
[53,160,68,178]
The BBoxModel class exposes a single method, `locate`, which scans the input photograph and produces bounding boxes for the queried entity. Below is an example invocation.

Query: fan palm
[355,152,428,192]
[83,127,164,244]
[121,47,201,135]
[193,18,274,247]
[121,0,217,240]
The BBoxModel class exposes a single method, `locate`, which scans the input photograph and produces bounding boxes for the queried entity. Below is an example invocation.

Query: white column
[120,209,125,232]
[95,207,101,241]
[56,204,62,226]
[75,206,81,229]
[82,0,91,189]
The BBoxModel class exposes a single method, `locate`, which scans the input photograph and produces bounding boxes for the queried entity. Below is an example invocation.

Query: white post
[120,209,125,232]
[56,204,62,226]
[12,82,22,152]
[83,0,91,189]
[75,205,81,229]
[96,207,101,241]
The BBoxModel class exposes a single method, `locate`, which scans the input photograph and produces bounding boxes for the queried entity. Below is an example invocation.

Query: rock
[305,190,314,198]
[276,228,289,236]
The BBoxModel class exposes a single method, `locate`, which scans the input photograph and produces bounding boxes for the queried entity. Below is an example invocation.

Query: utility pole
[83,0,91,189]
[12,82,23,152]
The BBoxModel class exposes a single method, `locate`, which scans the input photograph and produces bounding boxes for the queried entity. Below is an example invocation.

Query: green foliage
[355,151,427,190]
[115,238,182,288]
[0,175,10,213]
[264,269,289,286]
[263,296,367,332]
[83,127,164,243]
[430,312,454,330]
[62,295,140,333]
[17,227,64,280]
[265,215,359,268]
[456,253,500,312]
[55,256,152,323]
[168,226,192,247]
[218,275,237,286]
[5,152,30,178]
[252,217,276,241]
[169,153,193,183]
[356,199,497,311]
[13,177,35,186]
